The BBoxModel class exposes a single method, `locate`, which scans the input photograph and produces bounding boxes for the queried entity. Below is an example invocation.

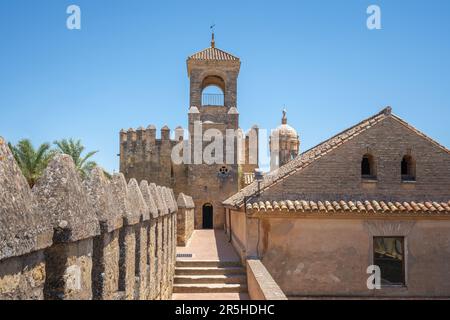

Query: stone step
[176,260,242,268]
[174,274,247,284]
[173,283,247,294]
[175,266,246,276]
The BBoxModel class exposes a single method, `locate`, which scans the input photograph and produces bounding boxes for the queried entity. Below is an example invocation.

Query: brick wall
[258,117,450,202]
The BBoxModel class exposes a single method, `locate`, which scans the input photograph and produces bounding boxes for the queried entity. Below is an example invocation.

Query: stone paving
[175,229,240,262]
[172,230,247,300]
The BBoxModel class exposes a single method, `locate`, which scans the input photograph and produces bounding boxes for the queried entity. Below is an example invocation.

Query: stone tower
[119,34,259,230]
[270,110,300,171]
[186,33,243,229]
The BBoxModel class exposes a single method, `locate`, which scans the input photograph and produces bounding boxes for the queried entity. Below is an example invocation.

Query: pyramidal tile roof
[188,46,239,61]
[223,107,450,208]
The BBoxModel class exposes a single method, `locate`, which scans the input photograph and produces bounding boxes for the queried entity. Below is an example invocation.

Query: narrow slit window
[401,155,415,181]
[361,154,375,178]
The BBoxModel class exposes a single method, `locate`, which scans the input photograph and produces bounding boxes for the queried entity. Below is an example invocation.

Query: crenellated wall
[119,121,259,230]
[0,136,189,300]
[119,125,187,197]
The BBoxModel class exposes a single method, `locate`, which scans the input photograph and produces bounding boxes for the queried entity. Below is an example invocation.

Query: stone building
[223,107,450,298]
[120,35,259,230]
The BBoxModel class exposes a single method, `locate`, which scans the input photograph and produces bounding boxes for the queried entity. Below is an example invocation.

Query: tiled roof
[247,200,450,217]
[188,47,239,61]
[223,107,450,208]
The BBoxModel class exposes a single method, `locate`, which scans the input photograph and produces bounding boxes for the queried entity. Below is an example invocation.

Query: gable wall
[259,117,450,202]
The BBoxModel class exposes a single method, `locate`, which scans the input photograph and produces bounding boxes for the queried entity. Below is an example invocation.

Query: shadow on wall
[0,136,184,300]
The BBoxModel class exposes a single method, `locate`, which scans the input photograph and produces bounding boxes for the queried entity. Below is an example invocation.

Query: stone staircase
[173,260,248,293]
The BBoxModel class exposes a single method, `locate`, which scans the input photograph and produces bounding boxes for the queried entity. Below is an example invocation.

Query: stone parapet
[246,259,287,300]
[0,137,184,300]
[176,193,195,246]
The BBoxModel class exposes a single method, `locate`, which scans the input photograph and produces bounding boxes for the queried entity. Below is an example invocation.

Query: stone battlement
[0,136,193,300]
[120,125,185,144]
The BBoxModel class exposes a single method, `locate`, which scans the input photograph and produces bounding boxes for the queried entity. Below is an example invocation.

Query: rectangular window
[373,237,405,286]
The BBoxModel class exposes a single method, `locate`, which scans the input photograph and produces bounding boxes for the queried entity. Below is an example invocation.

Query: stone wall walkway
[172,230,249,300]
[176,230,240,261]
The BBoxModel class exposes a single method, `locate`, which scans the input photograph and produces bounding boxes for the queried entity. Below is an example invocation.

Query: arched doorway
[202,203,214,229]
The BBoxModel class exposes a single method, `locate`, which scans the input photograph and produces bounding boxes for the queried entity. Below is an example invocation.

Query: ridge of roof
[188,46,240,61]
[223,107,449,208]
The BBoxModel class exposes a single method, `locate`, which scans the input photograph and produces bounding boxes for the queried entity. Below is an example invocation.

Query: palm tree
[53,138,98,178]
[8,139,55,187]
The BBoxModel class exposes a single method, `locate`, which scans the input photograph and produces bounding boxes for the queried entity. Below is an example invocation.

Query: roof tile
[188,47,239,61]
[247,200,450,217]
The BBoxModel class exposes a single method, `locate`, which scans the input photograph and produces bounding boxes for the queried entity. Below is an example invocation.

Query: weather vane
[210,23,216,47]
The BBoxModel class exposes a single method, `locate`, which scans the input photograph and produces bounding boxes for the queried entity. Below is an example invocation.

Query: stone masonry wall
[0,137,185,300]
[176,193,195,246]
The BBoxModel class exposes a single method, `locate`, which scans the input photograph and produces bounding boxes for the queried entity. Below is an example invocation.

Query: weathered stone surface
[83,167,123,233]
[139,180,158,219]
[155,216,163,298]
[169,189,178,212]
[44,238,94,300]
[110,173,137,226]
[0,250,46,300]
[177,193,195,246]
[0,137,52,260]
[177,193,195,209]
[127,178,149,222]
[92,229,120,300]
[147,220,157,299]
[162,187,176,213]
[118,225,135,300]
[135,223,149,300]
[161,215,169,299]
[150,183,167,216]
[32,154,99,243]
[139,182,158,299]
[157,186,170,216]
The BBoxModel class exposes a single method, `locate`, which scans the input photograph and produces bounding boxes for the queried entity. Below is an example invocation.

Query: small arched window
[201,75,225,106]
[361,154,376,178]
[201,85,224,106]
[401,155,415,181]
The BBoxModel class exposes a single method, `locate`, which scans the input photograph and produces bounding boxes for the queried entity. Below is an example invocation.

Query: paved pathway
[172,230,249,300]
[176,229,240,261]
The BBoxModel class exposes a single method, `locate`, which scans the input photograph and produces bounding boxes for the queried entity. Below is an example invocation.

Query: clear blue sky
[1,0,449,173]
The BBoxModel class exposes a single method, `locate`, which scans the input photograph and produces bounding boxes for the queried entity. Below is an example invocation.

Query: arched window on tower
[401,155,415,181]
[361,154,376,179]
[201,75,225,106]
[202,85,224,106]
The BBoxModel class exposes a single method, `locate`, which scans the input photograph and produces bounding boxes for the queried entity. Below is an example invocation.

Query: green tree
[8,139,55,187]
[53,138,98,178]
